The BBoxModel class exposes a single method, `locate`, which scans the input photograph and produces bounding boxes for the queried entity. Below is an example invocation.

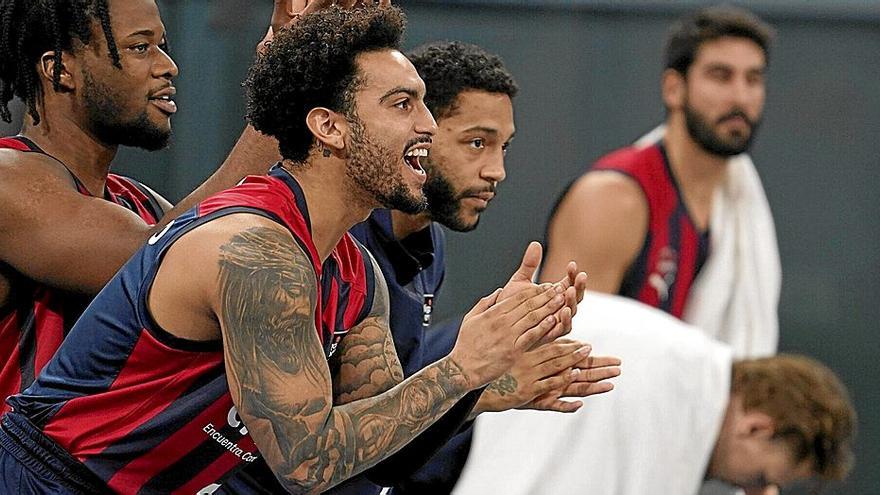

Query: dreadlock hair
[0,0,121,125]
[245,5,406,163]
[407,41,518,120]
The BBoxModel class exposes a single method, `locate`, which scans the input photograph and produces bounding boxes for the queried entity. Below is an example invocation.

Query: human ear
[38,51,76,92]
[661,68,686,111]
[741,411,775,440]
[305,107,347,155]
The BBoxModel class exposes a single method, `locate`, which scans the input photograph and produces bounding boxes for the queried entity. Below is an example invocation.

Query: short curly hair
[245,6,406,163]
[407,41,518,120]
[732,354,856,483]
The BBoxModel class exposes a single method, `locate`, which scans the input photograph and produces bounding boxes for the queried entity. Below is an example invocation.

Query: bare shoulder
[0,149,77,219]
[0,150,73,237]
[558,170,647,220]
[149,212,308,341]
[542,170,649,289]
[0,148,75,187]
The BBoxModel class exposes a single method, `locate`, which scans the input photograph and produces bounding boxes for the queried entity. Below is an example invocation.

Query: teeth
[405,148,428,157]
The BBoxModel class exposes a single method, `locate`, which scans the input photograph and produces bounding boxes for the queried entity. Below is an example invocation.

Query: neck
[390,210,432,240]
[663,115,730,230]
[664,115,729,190]
[19,103,118,196]
[284,158,374,262]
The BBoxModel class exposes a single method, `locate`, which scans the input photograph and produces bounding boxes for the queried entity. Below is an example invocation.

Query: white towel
[636,126,781,358]
[453,293,733,495]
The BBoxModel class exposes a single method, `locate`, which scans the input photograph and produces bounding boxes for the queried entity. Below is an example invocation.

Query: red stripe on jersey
[0,137,31,151]
[674,214,700,317]
[107,176,161,224]
[336,237,370,329]
[45,328,223,458]
[0,137,160,414]
[171,438,259,495]
[594,143,707,318]
[32,298,66,376]
[106,394,257,494]
[321,274,339,345]
[0,318,21,413]
[197,180,323,276]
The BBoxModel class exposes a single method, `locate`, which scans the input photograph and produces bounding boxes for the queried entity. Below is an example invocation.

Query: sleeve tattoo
[217,226,469,493]
[332,257,404,405]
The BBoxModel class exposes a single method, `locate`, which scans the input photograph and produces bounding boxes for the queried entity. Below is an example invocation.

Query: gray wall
[2,1,876,492]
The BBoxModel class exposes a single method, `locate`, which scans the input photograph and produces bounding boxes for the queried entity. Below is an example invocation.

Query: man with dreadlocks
[0,0,309,415]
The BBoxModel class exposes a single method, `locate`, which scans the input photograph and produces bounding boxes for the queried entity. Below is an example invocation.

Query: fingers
[510,288,566,351]
[531,369,576,397]
[575,354,622,370]
[509,241,542,283]
[301,0,336,16]
[528,393,583,413]
[534,344,592,379]
[489,283,554,315]
[561,380,614,398]
[556,264,586,317]
[467,288,501,316]
[271,1,298,33]
[533,306,573,348]
[572,364,621,383]
[528,339,583,366]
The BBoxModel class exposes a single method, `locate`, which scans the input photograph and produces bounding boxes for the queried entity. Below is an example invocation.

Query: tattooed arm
[330,255,403,405]
[329,254,485,487]
[214,218,565,494]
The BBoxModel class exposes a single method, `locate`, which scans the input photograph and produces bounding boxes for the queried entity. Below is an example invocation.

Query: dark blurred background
[2,1,877,492]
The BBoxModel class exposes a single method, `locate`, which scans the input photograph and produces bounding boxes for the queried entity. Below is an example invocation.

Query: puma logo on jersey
[650,247,678,302]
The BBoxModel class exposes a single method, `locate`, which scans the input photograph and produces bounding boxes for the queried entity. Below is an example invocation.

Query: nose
[154,46,179,80]
[415,101,437,137]
[730,73,761,110]
[481,150,507,184]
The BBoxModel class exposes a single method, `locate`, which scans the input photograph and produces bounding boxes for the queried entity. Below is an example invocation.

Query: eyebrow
[379,87,420,103]
[462,126,517,141]
[125,29,167,41]
[704,62,765,73]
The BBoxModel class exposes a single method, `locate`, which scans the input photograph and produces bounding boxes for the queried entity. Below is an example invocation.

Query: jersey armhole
[134,207,287,352]
[115,175,167,223]
[353,241,377,326]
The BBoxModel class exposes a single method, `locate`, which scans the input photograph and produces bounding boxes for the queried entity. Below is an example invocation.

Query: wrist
[444,350,483,391]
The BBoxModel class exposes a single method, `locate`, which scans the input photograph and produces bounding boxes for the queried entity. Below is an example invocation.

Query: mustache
[460,184,497,197]
[403,135,433,154]
[717,109,754,127]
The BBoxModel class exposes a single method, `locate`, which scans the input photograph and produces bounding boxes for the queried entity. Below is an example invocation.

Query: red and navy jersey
[6,165,375,494]
[593,142,709,318]
[0,136,164,415]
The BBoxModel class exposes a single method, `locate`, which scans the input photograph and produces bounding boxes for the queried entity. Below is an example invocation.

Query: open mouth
[148,87,178,115]
[149,95,177,115]
[404,147,428,175]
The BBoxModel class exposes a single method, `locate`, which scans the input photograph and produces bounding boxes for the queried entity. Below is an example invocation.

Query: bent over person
[0,6,593,494]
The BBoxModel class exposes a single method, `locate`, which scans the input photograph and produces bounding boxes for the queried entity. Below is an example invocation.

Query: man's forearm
[155,126,280,229]
[274,356,471,494]
[468,373,517,420]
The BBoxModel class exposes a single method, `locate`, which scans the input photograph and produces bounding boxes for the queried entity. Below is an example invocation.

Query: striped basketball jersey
[0,136,164,415]
[592,142,709,318]
[6,165,375,494]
